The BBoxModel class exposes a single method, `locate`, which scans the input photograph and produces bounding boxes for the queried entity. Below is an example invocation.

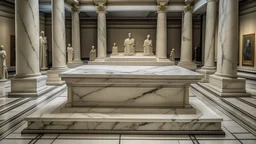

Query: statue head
[172,48,174,51]
[41,31,45,36]
[0,45,4,51]
[68,43,71,47]
[128,33,132,38]
[113,43,116,46]
[92,46,95,49]
[147,34,150,39]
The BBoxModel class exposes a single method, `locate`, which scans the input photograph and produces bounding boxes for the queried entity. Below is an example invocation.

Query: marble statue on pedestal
[39,31,48,70]
[90,46,96,61]
[170,49,175,62]
[67,43,74,63]
[0,45,8,81]
[111,43,118,56]
[124,33,136,56]
[143,34,153,56]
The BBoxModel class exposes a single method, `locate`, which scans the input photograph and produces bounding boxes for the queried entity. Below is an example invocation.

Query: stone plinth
[89,53,174,66]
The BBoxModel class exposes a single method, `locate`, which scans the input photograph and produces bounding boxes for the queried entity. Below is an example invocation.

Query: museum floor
[0,78,255,144]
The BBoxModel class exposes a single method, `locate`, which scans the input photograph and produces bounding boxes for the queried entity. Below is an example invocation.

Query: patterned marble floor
[0,92,256,144]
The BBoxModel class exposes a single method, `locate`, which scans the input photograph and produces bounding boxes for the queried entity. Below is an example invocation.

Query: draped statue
[124,33,136,56]
[111,43,119,56]
[0,45,7,80]
[143,34,153,56]
[67,43,74,63]
[39,31,48,70]
[90,46,96,61]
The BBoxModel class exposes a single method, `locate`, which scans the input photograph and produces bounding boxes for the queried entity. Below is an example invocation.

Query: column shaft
[72,10,83,63]
[156,12,167,59]
[52,0,67,69]
[215,0,238,77]
[180,11,192,62]
[97,12,107,58]
[203,0,216,69]
[15,0,41,78]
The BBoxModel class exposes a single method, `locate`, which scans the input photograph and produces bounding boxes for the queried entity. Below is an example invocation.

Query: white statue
[90,46,96,61]
[39,31,48,70]
[124,33,136,56]
[170,48,175,62]
[143,34,153,56]
[40,31,48,70]
[67,43,74,63]
[0,45,8,80]
[111,43,118,56]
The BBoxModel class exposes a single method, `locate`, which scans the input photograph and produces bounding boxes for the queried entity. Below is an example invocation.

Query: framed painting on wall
[242,33,255,66]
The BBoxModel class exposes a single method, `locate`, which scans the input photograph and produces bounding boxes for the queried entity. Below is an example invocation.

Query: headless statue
[67,43,74,63]
[124,33,136,56]
[90,46,96,61]
[0,45,8,80]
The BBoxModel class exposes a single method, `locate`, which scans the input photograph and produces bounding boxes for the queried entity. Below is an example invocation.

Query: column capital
[94,0,107,13]
[71,0,80,12]
[157,3,167,13]
[184,4,193,13]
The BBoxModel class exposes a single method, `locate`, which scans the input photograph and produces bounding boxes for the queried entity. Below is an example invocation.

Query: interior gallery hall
[0,0,256,144]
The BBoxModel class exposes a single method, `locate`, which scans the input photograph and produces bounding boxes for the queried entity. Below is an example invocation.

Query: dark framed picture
[242,33,255,66]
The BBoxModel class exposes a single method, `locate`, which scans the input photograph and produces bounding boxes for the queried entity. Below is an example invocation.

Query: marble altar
[22,65,223,134]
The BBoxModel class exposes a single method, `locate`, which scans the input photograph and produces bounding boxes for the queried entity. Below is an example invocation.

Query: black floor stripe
[119,134,121,144]
[50,134,60,144]
[189,135,199,144]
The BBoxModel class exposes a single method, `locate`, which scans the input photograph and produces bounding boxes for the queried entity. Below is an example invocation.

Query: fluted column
[156,3,167,59]
[197,0,217,82]
[15,0,41,78]
[178,2,197,70]
[10,0,47,96]
[206,0,249,97]
[47,0,67,85]
[95,1,107,59]
[72,1,83,64]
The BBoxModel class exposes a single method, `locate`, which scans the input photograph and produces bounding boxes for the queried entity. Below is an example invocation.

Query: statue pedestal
[89,53,174,66]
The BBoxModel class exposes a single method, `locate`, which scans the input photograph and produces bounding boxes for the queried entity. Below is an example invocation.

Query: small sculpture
[170,49,175,62]
[67,43,74,63]
[124,33,136,56]
[194,45,198,61]
[39,31,48,70]
[0,45,8,80]
[143,34,153,56]
[90,46,96,61]
[111,43,119,56]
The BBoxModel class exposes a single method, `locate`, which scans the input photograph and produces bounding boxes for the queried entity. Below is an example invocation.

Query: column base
[177,61,197,71]
[196,67,216,83]
[204,74,250,97]
[40,67,48,71]
[9,75,48,97]
[46,69,67,86]
[72,59,83,64]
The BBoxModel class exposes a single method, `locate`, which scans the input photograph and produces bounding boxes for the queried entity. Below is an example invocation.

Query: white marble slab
[60,65,202,79]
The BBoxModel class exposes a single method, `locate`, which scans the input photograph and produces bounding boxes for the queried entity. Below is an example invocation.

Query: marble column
[207,0,249,97]
[96,3,107,59]
[177,2,197,70]
[47,0,68,85]
[72,1,83,64]
[197,0,217,82]
[156,3,167,59]
[10,0,47,96]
